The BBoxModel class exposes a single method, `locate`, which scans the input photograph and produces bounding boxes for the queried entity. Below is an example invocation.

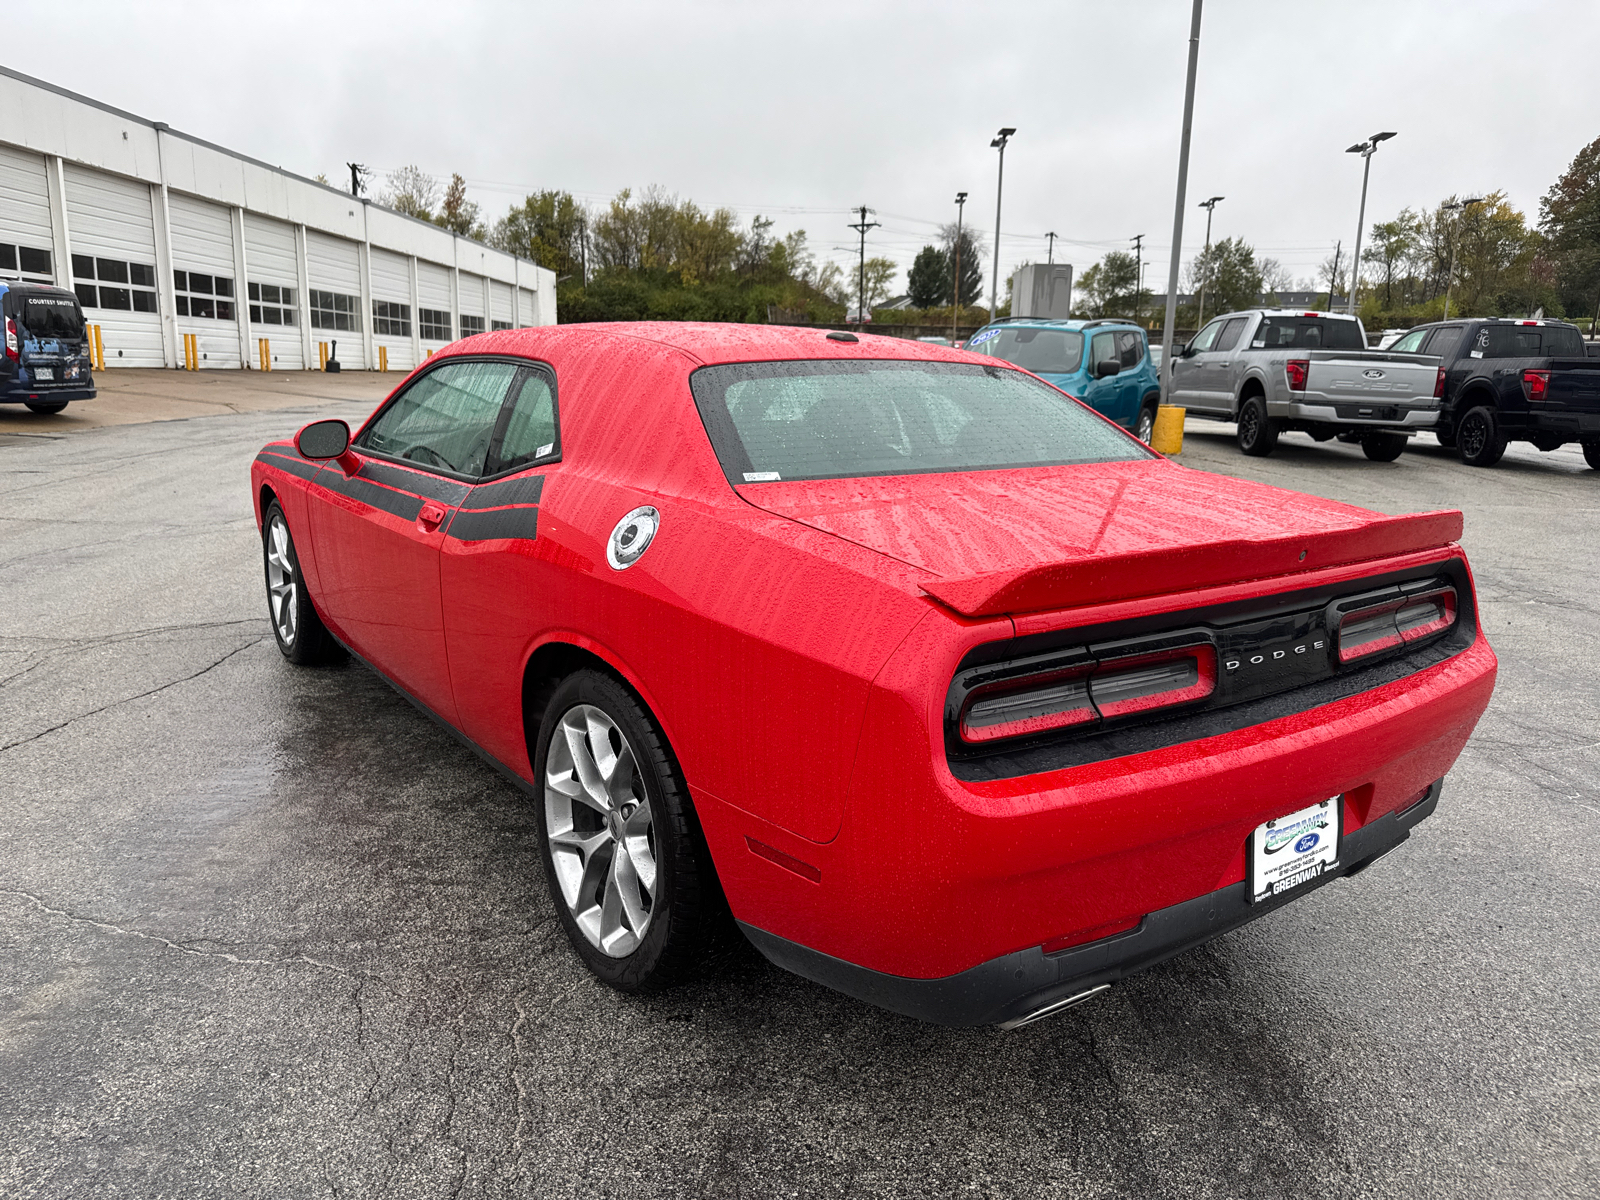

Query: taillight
[958,646,1216,743]
[1285,359,1309,391]
[4,317,17,361]
[1337,586,1457,664]
[1434,366,1446,398]
[1522,368,1549,402]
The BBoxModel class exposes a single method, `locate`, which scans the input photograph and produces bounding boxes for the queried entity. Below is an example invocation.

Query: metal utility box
[1010,264,1074,319]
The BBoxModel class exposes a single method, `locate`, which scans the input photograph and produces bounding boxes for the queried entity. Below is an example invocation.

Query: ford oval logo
[1294,833,1320,854]
[1362,368,1385,379]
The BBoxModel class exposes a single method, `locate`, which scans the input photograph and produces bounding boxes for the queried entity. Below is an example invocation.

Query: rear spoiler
[919,509,1464,618]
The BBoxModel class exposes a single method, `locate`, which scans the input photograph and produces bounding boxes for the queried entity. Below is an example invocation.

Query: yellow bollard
[90,324,106,371]
[182,332,198,370]
[1151,405,1186,455]
[318,342,329,371]
[378,345,388,372]
[258,338,271,371]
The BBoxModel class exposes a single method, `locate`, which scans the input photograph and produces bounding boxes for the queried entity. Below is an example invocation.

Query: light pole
[1046,231,1057,265]
[1345,131,1397,314]
[1160,0,1203,402]
[1441,196,1486,321]
[989,127,1015,320]
[952,191,968,341]
[1195,195,1223,325]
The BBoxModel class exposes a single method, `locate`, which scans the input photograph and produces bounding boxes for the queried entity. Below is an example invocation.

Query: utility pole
[848,205,880,331]
[1327,240,1342,310]
[346,163,368,197]
[1345,131,1397,314]
[1046,231,1057,265]
[1130,234,1145,323]
[1160,0,1204,401]
[1195,195,1223,325]
[989,127,1016,320]
[1441,197,1485,321]
[952,191,968,342]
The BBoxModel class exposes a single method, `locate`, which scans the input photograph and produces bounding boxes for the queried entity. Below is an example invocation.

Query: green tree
[907,245,951,309]
[940,224,985,307]
[434,173,485,239]
[860,256,898,308]
[1540,136,1600,327]
[380,165,439,220]
[1078,250,1140,317]
[1192,237,1263,315]
[1362,211,1421,308]
[490,190,587,279]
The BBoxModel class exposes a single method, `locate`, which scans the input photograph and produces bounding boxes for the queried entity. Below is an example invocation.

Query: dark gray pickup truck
[1389,318,1600,468]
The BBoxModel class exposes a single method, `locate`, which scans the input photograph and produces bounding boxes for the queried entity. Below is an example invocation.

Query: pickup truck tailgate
[1305,352,1439,408]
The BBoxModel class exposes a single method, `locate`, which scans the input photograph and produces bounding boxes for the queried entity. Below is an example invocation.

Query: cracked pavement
[1,391,1597,1199]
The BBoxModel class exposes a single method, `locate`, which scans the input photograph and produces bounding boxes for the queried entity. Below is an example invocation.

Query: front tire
[1457,406,1507,467]
[262,501,344,664]
[535,669,720,993]
[1361,433,1408,462]
[25,401,68,414]
[1236,396,1278,457]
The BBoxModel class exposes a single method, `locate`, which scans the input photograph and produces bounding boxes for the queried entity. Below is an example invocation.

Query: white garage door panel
[369,248,409,303]
[243,214,303,371]
[169,193,234,273]
[418,262,450,311]
[458,272,485,317]
[64,164,162,366]
[0,145,54,269]
[518,288,536,327]
[491,281,513,324]
[305,231,360,294]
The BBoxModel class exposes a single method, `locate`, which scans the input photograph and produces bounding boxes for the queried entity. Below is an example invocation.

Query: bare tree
[381,165,441,220]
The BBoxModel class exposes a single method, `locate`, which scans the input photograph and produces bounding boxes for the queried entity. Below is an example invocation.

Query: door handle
[417,502,448,530]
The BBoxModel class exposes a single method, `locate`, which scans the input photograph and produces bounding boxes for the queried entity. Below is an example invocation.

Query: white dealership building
[0,66,554,373]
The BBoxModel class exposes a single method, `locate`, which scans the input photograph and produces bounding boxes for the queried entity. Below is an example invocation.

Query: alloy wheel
[1239,405,1259,447]
[1137,407,1156,443]
[1459,414,1486,459]
[544,704,657,957]
[265,513,298,646]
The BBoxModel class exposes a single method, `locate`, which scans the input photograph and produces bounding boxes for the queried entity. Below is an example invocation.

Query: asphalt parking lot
[2,376,1597,1199]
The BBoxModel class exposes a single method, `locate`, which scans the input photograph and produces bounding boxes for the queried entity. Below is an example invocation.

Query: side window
[1214,317,1249,352]
[1390,328,1430,354]
[1189,320,1225,352]
[1090,331,1117,369]
[359,360,520,477]
[1423,326,1463,359]
[489,369,560,474]
[1116,330,1144,368]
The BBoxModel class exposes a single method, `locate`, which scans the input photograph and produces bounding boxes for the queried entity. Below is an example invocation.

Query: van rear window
[1252,317,1366,350]
[22,297,86,340]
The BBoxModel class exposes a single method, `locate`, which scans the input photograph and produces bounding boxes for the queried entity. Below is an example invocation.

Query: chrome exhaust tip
[998,983,1111,1031]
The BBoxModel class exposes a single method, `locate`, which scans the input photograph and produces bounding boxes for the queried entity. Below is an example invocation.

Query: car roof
[975,317,1141,333]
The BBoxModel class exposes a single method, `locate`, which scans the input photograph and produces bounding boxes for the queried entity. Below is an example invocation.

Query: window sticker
[1251,339,1265,347]
[536,442,554,457]
[1469,350,1483,358]
[743,471,782,482]
[968,328,1002,346]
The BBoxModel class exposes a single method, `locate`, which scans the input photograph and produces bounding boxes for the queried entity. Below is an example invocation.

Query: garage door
[243,213,303,371]
[370,247,413,371]
[0,144,56,285]
[458,271,486,339]
[170,193,240,369]
[518,287,538,328]
[417,261,453,347]
[490,280,514,329]
[64,163,163,367]
[305,230,364,369]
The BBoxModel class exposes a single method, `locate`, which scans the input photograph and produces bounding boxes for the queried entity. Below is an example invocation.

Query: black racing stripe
[468,473,545,508]
[358,459,472,505]
[256,449,322,481]
[316,470,425,522]
[446,505,539,542]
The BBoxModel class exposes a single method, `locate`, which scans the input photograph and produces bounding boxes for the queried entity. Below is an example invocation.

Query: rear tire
[1361,433,1408,462]
[1135,400,1158,444]
[262,501,344,665]
[24,401,67,414]
[1457,405,1507,467]
[1583,440,1600,471]
[534,669,722,993]
[1236,396,1278,457]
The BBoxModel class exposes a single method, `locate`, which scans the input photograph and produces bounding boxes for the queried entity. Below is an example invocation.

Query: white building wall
[169,192,240,369]
[243,213,304,370]
[0,65,555,369]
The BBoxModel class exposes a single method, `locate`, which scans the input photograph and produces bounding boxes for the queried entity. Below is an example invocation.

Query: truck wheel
[1582,440,1600,471]
[24,401,68,414]
[1236,397,1278,457]
[1457,406,1507,467]
[1361,433,1408,462]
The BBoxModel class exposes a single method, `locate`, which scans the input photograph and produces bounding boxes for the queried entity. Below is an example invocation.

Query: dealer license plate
[34,367,54,380]
[1249,797,1340,904]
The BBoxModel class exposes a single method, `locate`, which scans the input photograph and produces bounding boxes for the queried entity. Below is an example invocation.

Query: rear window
[1251,317,1366,350]
[1472,324,1585,358]
[689,359,1149,484]
[968,326,1085,375]
[21,296,85,340]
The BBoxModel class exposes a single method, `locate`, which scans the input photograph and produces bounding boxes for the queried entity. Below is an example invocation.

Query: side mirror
[1179,343,1195,358]
[1094,358,1122,378]
[296,418,351,460]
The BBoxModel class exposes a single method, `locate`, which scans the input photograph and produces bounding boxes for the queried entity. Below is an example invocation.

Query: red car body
[251,323,1497,1027]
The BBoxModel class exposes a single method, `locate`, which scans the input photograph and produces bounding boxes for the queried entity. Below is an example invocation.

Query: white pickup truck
[1167,309,1441,460]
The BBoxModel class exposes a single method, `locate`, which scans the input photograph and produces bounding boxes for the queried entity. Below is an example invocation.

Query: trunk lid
[737,459,1462,617]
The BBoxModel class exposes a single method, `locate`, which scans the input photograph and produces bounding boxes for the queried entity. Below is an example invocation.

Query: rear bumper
[1,383,95,403]
[1270,400,1438,429]
[742,780,1443,1028]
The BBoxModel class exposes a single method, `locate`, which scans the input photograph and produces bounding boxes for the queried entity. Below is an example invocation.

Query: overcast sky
[13,0,1597,297]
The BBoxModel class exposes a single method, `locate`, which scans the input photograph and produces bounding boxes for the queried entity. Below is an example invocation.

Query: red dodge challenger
[251,323,1496,1029]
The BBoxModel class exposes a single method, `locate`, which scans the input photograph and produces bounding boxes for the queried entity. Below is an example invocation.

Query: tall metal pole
[1327,240,1340,310]
[952,192,967,341]
[1195,196,1222,325]
[1349,151,1373,315]
[1160,0,1203,401]
[989,128,1015,319]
